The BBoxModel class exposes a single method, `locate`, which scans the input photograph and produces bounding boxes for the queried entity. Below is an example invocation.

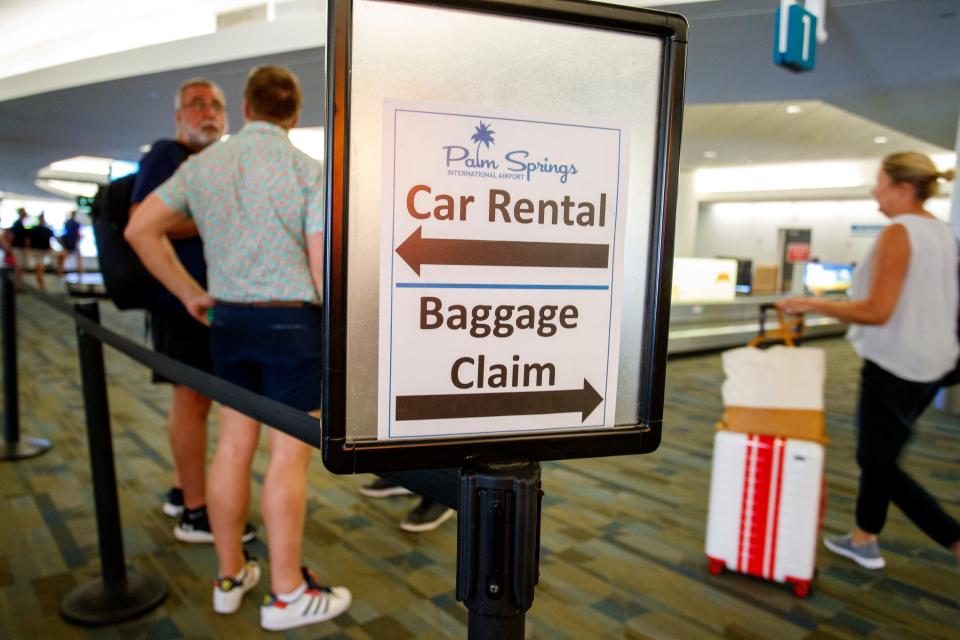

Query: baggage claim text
[405,184,608,391]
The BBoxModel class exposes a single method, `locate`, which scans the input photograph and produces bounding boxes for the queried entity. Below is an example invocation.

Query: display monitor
[803,262,853,296]
[75,195,95,213]
[717,256,752,295]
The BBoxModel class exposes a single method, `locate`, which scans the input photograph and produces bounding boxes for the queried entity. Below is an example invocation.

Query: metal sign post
[323,0,686,471]
[457,463,541,639]
[324,1,686,636]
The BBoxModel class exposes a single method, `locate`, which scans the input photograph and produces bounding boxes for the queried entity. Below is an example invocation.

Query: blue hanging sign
[774,2,817,72]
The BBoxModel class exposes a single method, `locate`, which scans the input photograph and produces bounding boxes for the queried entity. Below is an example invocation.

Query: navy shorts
[208,304,323,413]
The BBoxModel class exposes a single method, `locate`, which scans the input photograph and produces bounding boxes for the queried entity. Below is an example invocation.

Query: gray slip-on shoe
[824,533,886,569]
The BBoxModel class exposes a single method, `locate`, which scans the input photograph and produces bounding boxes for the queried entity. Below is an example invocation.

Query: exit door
[778,228,811,293]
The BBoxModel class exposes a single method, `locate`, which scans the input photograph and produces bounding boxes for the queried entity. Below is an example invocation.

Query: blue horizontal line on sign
[395,283,609,291]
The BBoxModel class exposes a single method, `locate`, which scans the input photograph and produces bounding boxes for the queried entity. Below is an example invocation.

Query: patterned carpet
[1,289,958,639]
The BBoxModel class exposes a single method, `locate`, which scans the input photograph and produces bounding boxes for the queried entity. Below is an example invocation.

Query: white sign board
[671,258,738,304]
[378,100,630,439]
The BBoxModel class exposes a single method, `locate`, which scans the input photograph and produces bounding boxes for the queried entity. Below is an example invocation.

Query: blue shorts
[209,304,323,413]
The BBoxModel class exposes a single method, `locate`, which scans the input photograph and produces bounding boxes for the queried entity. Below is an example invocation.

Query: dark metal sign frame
[323,0,687,474]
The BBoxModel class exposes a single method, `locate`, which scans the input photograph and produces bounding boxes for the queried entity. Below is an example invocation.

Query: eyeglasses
[182,101,226,114]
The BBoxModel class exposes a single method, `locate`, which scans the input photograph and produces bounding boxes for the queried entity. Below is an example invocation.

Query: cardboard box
[752,264,779,294]
[717,406,827,443]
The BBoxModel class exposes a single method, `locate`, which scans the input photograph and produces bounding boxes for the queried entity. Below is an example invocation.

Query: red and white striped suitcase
[705,431,824,597]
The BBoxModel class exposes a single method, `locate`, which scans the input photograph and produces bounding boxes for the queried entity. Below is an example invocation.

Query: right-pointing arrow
[395,379,603,423]
[395,226,609,276]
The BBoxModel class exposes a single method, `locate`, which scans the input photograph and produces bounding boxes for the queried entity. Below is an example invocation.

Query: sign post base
[457,462,542,640]
[0,437,52,461]
[60,573,167,626]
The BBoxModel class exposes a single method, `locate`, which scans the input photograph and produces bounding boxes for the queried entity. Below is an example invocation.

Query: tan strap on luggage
[748,306,804,348]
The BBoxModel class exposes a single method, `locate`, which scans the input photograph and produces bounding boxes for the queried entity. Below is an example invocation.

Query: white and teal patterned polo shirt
[155,120,324,303]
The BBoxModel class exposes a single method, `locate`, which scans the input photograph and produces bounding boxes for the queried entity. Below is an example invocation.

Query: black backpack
[90,174,160,310]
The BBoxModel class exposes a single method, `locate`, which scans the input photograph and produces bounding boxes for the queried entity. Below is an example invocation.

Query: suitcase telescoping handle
[750,303,804,348]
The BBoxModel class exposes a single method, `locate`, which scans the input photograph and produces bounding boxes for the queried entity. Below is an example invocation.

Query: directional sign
[774,1,818,72]
[378,100,630,439]
[786,242,811,264]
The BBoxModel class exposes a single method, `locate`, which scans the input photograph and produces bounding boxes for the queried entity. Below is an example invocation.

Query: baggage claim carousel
[667,295,847,354]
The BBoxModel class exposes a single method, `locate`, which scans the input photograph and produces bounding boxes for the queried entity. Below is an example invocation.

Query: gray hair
[174,78,226,110]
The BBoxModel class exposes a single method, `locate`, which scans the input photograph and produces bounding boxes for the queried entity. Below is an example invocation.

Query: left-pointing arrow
[396,226,609,276]
[395,379,603,423]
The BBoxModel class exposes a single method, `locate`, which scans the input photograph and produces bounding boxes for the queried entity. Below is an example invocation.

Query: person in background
[57,210,84,277]
[9,208,31,287]
[25,212,54,291]
[360,479,455,533]
[126,64,351,631]
[0,228,12,266]
[130,77,255,545]
[779,151,960,570]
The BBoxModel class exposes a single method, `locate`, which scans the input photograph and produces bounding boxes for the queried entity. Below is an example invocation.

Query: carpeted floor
[1,288,958,639]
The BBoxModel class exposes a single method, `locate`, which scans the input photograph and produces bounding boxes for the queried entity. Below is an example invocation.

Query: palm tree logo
[471,121,495,164]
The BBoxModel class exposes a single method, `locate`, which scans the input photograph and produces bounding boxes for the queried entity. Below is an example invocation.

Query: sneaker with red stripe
[260,567,351,631]
[213,553,261,614]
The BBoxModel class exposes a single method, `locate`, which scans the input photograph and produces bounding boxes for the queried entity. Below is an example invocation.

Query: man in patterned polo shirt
[126,65,350,632]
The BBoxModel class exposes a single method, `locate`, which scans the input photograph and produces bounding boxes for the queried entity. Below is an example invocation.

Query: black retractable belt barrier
[15,281,466,627]
[59,302,167,625]
[1,268,52,461]
[457,463,542,640]
[28,284,322,449]
[14,282,324,625]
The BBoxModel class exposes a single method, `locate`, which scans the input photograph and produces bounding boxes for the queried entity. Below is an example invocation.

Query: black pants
[855,360,960,548]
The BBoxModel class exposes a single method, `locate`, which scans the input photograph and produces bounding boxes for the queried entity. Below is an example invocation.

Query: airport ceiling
[677,0,960,145]
[1,0,958,200]
[679,99,946,170]
[0,48,327,200]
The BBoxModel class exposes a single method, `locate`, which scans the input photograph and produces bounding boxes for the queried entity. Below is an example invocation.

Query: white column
[952,107,960,240]
[673,169,699,258]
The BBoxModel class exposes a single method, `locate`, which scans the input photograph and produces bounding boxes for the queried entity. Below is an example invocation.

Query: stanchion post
[457,462,542,640]
[2,268,19,445]
[60,301,167,625]
[1,267,52,461]
[76,302,125,584]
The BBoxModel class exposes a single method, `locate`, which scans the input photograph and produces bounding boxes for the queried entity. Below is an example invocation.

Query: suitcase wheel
[792,581,812,598]
[707,559,725,575]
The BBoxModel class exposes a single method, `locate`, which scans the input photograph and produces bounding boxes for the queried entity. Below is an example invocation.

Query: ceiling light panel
[47,155,114,176]
[695,160,869,194]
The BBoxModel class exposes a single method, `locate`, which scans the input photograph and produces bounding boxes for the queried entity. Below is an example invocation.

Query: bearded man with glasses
[129,78,257,545]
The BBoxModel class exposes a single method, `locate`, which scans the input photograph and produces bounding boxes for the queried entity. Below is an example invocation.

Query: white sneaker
[213,556,261,614]
[174,506,258,545]
[260,568,352,631]
[359,478,413,498]
[399,500,455,533]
